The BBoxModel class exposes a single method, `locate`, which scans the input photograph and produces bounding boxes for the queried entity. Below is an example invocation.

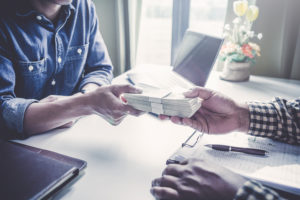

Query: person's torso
[0,0,92,99]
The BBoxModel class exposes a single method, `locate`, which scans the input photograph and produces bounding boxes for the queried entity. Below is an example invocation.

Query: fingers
[159,115,170,120]
[163,164,184,177]
[91,85,143,124]
[183,117,200,130]
[169,116,198,130]
[168,112,207,133]
[181,118,192,127]
[150,187,179,200]
[110,95,141,115]
[170,116,183,125]
[180,159,189,165]
[183,87,214,99]
[181,118,204,132]
[112,84,142,97]
[152,175,179,189]
[178,112,208,132]
[104,105,143,126]
[122,104,144,117]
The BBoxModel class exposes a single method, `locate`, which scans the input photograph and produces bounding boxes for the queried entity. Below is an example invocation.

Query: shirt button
[77,48,82,55]
[58,57,62,64]
[51,79,56,86]
[36,15,42,21]
[28,65,34,72]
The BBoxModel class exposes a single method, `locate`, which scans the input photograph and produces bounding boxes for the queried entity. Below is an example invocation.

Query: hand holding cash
[122,87,202,118]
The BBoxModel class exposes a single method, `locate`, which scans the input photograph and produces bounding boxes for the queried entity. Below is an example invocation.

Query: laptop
[127,30,224,91]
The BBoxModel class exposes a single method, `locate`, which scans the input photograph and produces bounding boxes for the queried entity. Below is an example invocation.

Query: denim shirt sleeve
[78,1,113,91]
[0,38,37,139]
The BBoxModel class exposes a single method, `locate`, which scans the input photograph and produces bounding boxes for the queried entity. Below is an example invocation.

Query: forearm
[24,93,92,136]
[81,83,101,93]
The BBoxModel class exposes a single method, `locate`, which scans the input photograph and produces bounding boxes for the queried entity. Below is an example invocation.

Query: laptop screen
[173,31,224,86]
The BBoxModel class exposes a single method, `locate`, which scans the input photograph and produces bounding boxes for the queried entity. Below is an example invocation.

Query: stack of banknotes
[123,88,202,118]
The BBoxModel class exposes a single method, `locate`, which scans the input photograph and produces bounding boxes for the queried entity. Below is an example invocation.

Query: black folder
[0,140,86,200]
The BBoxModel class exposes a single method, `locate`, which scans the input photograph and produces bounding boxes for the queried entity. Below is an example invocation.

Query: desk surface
[15,70,300,200]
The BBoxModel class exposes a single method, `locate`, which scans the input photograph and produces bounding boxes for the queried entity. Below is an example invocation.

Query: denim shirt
[0,0,113,139]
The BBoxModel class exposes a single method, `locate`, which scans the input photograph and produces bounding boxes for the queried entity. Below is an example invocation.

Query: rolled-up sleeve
[0,43,37,139]
[78,1,113,91]
[2,98,37,136]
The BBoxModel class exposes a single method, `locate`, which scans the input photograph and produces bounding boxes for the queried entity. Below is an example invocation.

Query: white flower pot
[220,60,251,82]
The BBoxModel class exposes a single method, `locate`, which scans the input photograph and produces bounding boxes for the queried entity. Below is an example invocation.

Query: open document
[168,132,300,195]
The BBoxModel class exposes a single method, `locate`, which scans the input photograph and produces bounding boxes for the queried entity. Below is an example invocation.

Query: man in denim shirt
[0,0,141,139]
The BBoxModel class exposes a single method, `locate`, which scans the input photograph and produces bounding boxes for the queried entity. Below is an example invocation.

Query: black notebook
[0,140,86,200]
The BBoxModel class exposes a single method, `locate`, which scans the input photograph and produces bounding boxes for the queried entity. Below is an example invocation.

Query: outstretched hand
[160,87,250,134]
[87,84,144,125]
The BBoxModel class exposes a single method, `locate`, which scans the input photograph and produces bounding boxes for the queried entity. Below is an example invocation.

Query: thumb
[112,84,143,97]
[183,87,213,99]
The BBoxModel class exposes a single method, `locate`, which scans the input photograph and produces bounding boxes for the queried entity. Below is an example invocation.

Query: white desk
[15,70,300,200]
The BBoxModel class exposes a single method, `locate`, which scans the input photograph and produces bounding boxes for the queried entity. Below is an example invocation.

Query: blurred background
[93,0,300,80]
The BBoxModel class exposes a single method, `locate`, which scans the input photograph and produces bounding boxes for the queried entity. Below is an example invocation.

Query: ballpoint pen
[205,144,269,156]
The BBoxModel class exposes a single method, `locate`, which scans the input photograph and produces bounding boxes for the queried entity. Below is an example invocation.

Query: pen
[126,77,135,85]
[205,144,268,156]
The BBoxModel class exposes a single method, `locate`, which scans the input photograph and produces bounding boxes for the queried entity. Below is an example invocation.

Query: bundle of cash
[122,88,202,118]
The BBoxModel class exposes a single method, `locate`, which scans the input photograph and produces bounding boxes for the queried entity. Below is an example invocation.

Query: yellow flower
[246,5,259,22]
[233,1,248,17]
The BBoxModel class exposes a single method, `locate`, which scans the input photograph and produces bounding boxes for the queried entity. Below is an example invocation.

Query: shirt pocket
[66,44,89,62]
[15,58,47,99]
[63,44,89,90]
[17,58,47,76]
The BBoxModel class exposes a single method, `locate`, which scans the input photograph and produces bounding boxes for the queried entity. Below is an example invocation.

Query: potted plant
[220,0,262,81]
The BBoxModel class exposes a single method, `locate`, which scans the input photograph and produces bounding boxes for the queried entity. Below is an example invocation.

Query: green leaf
[229,54,246,62]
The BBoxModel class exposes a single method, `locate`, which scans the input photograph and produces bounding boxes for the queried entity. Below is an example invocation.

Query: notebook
[127,30,224,91]
[0,140,86,200]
